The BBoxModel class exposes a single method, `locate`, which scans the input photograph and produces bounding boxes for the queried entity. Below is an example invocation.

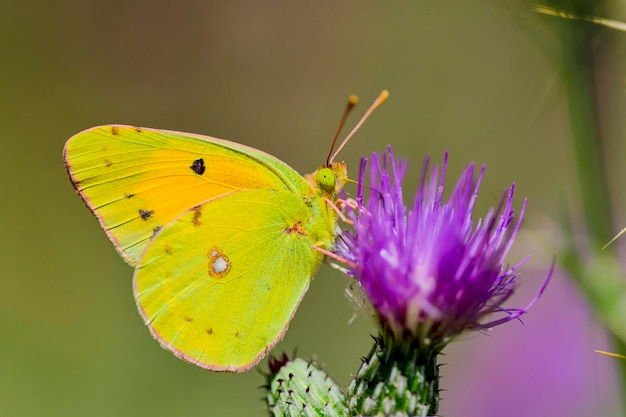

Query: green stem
[558,17,613,249]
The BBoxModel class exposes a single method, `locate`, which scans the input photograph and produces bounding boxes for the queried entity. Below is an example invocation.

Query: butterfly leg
[323,196,355,225]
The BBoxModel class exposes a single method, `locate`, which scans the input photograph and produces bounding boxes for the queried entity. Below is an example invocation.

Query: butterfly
[63,91,388,372]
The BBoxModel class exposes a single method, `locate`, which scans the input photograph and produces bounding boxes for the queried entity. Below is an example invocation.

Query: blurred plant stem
[538,0,626,409]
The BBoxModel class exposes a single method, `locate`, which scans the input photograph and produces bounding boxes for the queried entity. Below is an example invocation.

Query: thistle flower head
[337,147,551,348]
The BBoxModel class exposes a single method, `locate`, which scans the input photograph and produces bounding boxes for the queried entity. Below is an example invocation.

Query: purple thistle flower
[337,147,551,347]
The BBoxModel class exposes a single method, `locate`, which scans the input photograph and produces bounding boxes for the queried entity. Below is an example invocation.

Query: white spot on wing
[207,247,231,278]
[212,256,228,273]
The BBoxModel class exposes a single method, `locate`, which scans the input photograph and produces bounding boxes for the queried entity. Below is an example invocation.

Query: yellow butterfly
[64,91,388,372]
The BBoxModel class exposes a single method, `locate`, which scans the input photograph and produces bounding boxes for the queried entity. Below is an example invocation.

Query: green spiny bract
[265,356,348,417]
[346,336,438,417]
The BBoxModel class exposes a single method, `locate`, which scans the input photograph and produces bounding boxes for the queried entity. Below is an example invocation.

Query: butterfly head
[307,161,347,198]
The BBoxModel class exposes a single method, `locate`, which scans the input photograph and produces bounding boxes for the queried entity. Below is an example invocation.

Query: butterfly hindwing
[63,125,307,265]
[134,189,324,372]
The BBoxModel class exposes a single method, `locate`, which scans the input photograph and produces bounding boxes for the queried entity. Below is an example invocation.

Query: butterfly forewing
[64,125,308,264]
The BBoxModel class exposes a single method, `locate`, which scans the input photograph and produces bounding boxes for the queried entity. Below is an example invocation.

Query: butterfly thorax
[300,161,348,251]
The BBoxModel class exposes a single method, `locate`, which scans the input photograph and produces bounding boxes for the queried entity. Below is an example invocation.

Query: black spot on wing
[190,158,206,175]
[139,209,154,221]
[110,126,120,136]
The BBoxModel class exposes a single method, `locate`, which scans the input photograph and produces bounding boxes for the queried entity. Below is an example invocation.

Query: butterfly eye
[317,167,336,193]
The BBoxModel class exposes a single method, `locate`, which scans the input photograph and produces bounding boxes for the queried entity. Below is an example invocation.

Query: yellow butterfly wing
[134,188,335,372]
[63,125,308,265]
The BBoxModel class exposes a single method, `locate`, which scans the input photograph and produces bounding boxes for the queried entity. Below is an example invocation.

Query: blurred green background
[2,1,625,416]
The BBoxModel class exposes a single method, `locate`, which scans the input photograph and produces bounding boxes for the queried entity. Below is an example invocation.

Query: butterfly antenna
[329,90,389,164]
[326,95,359,166]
